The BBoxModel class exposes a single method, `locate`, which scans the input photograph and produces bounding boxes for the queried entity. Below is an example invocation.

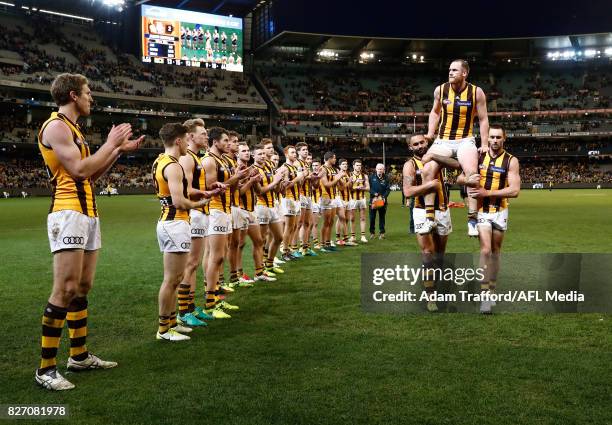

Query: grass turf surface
[0,190,611,424]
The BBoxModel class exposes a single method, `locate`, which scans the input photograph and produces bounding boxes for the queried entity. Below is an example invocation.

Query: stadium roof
[130,0,259,17]
[14,0,259,19]
[256,31,612,61]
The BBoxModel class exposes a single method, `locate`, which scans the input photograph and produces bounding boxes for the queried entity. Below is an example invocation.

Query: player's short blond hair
[183,118,205,133]
[50,73,89,106]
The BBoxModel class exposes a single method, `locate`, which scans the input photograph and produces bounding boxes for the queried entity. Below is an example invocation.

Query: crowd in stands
[0,15,261,104]
[2,154,610,192]
[260,61,612,113]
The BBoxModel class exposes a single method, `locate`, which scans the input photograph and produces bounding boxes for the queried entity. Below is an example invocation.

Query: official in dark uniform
[369,163,391,239]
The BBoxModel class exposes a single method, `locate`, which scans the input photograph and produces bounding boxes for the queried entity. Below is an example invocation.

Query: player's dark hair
[295,142,308,151]
[324,151,335,161]
[312,157,321,164]
[159,123,188,147]
[352,159,362,166]
[227,130,240,139]
[489,124,506,138]
[252,143,265,151]
[338,158,348,166]
[208,127,227,143]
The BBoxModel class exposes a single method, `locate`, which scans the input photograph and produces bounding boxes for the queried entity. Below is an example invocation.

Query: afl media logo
[180,242,191,249]
[63,236,84,245]
[212,226,228,232]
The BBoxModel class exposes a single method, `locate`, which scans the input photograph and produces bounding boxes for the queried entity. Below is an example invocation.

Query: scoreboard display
[141,4,243,72]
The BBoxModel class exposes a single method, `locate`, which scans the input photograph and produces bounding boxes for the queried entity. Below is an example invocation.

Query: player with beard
[403,135,451,312]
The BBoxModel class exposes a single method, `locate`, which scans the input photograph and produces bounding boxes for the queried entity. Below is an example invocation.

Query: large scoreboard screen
[141,4,243,72]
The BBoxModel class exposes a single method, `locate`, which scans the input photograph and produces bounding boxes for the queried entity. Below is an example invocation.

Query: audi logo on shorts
[181,242,191,249]
[191,229,206,235]
[63,236,84,245]
[213,226,228,232]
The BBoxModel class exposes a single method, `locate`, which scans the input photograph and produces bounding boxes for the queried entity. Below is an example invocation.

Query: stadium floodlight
[562,50,575,59]
[412,54,417,60]
[318,50,337,58]
[360,52,374,59]
[0,1,15,6]
[584,49,596,57]
[605,47,612,55]
[102,0,125,6]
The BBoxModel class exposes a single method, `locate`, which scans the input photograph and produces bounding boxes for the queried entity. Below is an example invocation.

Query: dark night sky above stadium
[274,0,611,38]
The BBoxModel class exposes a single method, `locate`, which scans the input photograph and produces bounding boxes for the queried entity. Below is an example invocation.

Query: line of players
[180,26,238,53]
[402,59,521,314]
[152,121,373,341]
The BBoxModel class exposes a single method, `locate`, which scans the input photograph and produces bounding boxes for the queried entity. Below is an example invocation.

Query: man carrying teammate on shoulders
[403,135,451,312]
[420,59,489,237]
[460,126,520,313]
[153,123,220,342]
[35,73,143,390]
[431,125,520,313]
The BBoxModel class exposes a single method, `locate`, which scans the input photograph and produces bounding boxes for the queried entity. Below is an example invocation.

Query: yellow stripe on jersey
[283,163,299,200]
[240,183,256,212]
[438,82,477,140]
[187,149,209,215]
[350,172,366,200]
[412,157,448,211]
[152,154,190,221]
[311,175,322,203]
[265,159,280,201]
[339,174,351,202]
[222,154,240,207]
[321,165,338,199]
[296,159,311,197]
[207,152,232,213]
[256,164,275,207]
[38,112,98,217]
[479,150,513,213]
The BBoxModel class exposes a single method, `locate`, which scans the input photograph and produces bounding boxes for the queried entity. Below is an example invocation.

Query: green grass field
[1,190,611,424]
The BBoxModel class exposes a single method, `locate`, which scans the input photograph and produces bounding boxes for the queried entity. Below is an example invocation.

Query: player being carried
[420,59,489,237]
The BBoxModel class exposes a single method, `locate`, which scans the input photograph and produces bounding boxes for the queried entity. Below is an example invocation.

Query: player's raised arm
[476,87,489,152]
[425,86,442,141]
